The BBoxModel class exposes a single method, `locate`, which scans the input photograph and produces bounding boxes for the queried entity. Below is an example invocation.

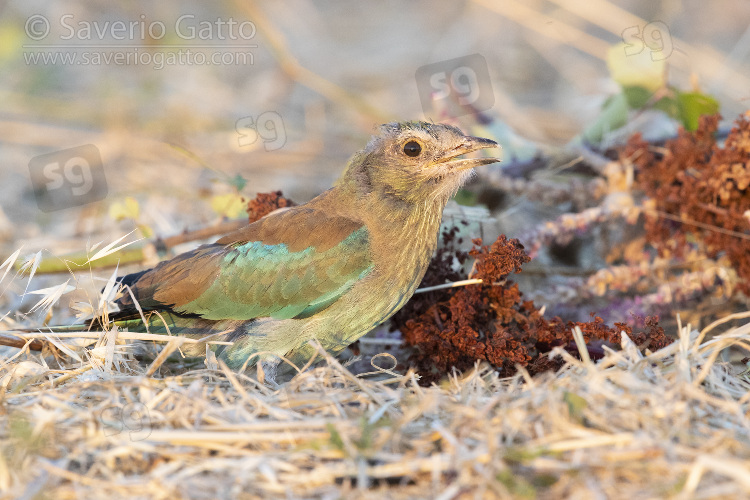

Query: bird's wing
[116,207,374,320]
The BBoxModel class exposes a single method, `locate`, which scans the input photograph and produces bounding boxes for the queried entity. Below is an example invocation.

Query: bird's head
[342,121,501,205]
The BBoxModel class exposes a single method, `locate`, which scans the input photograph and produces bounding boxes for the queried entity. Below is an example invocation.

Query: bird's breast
[359,205,443,322]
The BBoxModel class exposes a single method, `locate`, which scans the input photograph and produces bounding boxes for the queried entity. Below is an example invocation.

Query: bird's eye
[403,140,422,157]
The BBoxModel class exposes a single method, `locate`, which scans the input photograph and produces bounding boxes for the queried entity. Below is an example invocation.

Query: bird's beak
[434,136,502,171]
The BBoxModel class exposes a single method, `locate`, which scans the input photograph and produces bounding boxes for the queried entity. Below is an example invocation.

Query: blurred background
[1,0,749,327]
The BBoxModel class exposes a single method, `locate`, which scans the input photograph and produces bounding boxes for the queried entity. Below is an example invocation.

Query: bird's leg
[257,356,282,388]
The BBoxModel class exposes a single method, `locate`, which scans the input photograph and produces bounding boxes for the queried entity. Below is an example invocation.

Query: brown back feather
[117,204,367,317]
[216,207,362,252]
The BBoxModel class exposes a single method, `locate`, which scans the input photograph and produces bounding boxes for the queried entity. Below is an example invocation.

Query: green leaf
[137,223,154,239]
[0,21,24,63]
[496,470,536,499]
[210,193,246,219]
[504,447,547,464]
[453,188,478,207]
[653,95,680,119]
[622,86,655,109]
[564,391,587,422]
[676,91,720,131]
[326,423,345,451]
[109,196,140,222]
[581,92,629,145]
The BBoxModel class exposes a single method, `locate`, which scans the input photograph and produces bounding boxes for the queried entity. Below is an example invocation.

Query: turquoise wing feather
[178,227,372,320]
[116,208,374,321]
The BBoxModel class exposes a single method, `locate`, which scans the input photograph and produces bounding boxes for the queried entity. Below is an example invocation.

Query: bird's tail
[1,315,139,349]
[11,309,204,338]
[4,310,218,360]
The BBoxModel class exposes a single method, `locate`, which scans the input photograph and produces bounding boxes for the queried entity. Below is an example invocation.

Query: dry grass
[2,312,750,499]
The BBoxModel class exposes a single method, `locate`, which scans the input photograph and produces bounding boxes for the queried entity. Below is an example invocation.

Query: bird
[103,121,500,375]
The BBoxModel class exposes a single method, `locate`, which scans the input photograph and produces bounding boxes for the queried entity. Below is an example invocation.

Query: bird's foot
[257,356,281,388]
